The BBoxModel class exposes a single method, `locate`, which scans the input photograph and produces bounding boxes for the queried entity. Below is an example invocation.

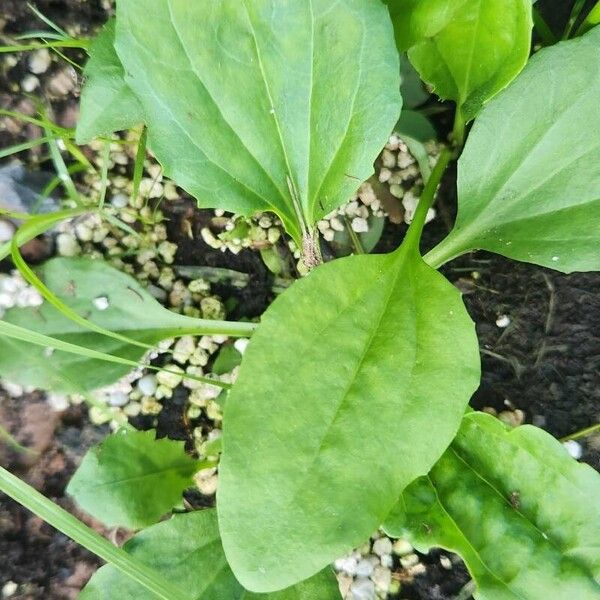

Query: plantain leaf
[384,412,600,600]
[426,28,600,273]
[76,19,144,144]
[218,243,480,592]
[67,430,199,529]
[80,509,340,599]
[113,0,401,242]
[0,257,253,393]
[385,0,532,122]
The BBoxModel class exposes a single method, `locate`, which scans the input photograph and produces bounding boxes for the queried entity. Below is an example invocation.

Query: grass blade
[0,466,188,600]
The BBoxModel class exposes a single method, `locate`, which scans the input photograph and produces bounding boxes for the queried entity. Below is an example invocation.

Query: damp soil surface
[1,1,599,599]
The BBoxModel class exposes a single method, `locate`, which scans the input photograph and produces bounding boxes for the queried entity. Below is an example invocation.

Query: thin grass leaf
[0,109,72,136]
[0,40,89,53]
[44,130,81,204]
[0,319,231,389]
[0,136,54,160]
[0,466,187,600]
[131,127,147,206]
[97,140,111,210]
[26,2,69,38]
[16,31,68,41]
[0,207,89,261]
[99,210,141,239]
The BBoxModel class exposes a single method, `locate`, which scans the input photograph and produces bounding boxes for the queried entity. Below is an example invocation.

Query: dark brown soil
[1,1,599,599]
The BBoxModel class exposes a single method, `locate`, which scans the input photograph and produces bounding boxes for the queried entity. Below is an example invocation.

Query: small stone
[111,193,129,209]
[389,183,404,199]
[330,216,345,232]
[349,577,376,600]
[498,409,525,428]
[400,553,419,569]
[440,555,452,570]
[372,537,392,557]
[137,374,158,396]
[21,74,40,92]
[123,402,141,417]
[46,68,76,96]
[323,229,335,242]
[108,392,129,407]
[495,314,511,328]
[234,338,249,355]
[47,393,69,411]
[334,556,358,576]
[408,563,427,576]
[28,48,51,74]
[393,538,413,556]
[2,581,18,598]
[371,565,392,593]
[75,222,93,242]
[355,559,374,578]
[0,219,16,243]
[563,440,583,460]
[93,296,110,311]
[380,553,393,568]
[56,233,80,257]
[173,335,196,363]
[381,149,397,168]
[351,217,369,233]
[378,168,392,183]
[156,365,184,388]
[141,397,163,415]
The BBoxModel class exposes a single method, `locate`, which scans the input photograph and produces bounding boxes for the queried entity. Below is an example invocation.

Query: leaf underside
[384,412,600,600]
[431,27,600,272]
[218,245,480,592]
[67,430,199,529]
[114,0,401,241]
[0,258,223,392]
[79,509,340,599]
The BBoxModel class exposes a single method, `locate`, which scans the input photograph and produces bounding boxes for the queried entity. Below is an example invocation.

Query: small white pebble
[349,577,376,600]
[137,374,158,396]
[400,553,419,569]
[323,229,335,242]
[0,220,16,243]
[334,556,358,576]
[47,393,69,412]
[495,314,511,328]
[372,537,393,557]
[355,559,374,578]
[351,217,369,233]
[56,232,80,257]
[93,296,110,311]
[21,74,40,92]
[563,440,583,460]
[108,392,129,407]
[2,581,18,598]
[440,555,452,570]
[234,338,249,355]
[111,193,129,209]
[380,553,393,568]
[28,48,52,74]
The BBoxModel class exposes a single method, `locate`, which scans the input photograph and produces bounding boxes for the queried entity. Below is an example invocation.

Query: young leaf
[114,0,401,242]
[384,412,600,599]
[80,509,340,599]
[385,0,532,122]
[426,27,600,273]
[67,430,199,529]
[76,19,144,144]
[218,244,480,592]
[0,257,255,393]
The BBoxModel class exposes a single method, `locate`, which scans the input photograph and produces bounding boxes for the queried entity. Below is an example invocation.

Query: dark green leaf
[386,0,532,121]
[218,244,480,592]
[114,0,401,241]
[426,28,600,273]
[67,430,198,529]
[0,257,252,393]
[76,19,144,144]
[80,509,340,599]
[384,412,600,599]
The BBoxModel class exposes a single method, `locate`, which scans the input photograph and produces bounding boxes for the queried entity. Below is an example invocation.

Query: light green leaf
[80,510,243,600]
[386,0,532,122]
[67,430,199,529]
[80,509,340,599]
[76,19,144,144]
[218,243,480,592]
[114,0,401,242]
[384,412,600,600]
[426,28,600,273]
[0,257,254,393]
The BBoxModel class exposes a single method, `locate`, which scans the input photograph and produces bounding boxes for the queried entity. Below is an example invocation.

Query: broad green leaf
[384,412,600,599]
[67,430,199,529]
[386,0,532,122]
[426,28,600,273]
[114,0,401,242]
[0,257,254,393]
[218,243,480,592]
[80,509,340,599]
[76,19,144,144]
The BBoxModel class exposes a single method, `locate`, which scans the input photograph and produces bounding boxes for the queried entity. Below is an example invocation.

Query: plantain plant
[1,1,599,599]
